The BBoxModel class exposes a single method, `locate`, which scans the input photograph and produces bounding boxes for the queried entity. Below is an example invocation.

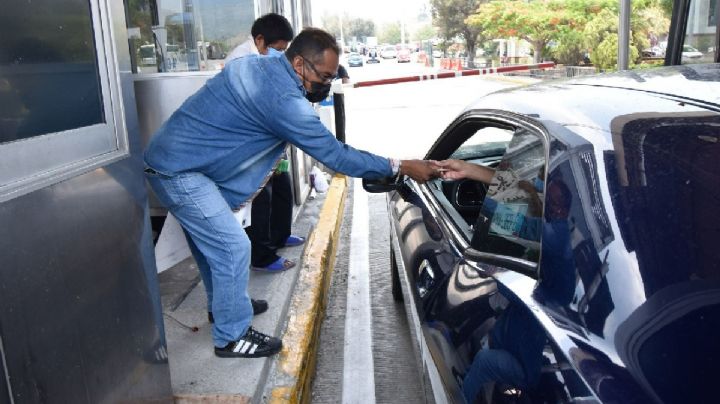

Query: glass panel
[125,0,256,73]
[473,129,546,263]
[683,0,718,64]
[606,118,720,295]
[0,0,104,144]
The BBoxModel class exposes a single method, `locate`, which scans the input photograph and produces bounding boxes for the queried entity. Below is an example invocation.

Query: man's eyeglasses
[303,57,335,84]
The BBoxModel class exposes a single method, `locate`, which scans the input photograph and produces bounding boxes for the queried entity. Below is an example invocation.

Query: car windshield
[450,141,509,161]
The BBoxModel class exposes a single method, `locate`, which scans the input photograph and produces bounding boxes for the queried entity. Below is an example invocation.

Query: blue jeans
[146,170,252,347]
[462,349,527,403]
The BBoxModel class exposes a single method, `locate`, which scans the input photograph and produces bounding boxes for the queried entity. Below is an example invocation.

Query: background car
[682,44,703,60]
[397,48,411,63]
[642,45,665,57]
[380,45,398,59]
[347,52,363,67]
[366,47,380,64]
[365,64,720,404]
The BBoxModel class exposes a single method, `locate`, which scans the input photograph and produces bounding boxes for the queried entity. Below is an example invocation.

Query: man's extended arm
[268,94,437,183]
[430,159,495,183]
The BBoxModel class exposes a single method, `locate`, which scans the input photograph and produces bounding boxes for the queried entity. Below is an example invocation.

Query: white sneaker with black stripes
[214,326,282,358]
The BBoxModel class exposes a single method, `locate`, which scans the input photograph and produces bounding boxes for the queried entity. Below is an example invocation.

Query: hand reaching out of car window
[400,159,441,183]
[430,159,495,184]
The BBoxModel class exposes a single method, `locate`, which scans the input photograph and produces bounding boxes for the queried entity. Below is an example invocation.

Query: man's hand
[429,159,471,180]
[429,159,495,183]
[400,159,440,183]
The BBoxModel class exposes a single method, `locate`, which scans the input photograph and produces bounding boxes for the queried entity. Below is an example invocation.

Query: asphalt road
[310,65,523,402]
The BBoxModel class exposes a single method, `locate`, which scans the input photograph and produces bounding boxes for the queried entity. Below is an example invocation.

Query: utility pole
[339,12,345,47]
[618,0,631,70]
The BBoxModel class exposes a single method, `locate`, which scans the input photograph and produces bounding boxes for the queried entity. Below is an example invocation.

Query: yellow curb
[173,394,250,403]
[269,174,348,404]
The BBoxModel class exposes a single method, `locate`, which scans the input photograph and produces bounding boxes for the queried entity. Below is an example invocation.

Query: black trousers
[246,171,293,267]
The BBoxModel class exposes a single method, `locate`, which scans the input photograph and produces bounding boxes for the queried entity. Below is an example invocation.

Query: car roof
[466,64,720,133]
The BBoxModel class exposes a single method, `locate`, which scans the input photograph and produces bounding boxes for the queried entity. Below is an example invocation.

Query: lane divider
[342,178,376,404]
[353,62,555,88]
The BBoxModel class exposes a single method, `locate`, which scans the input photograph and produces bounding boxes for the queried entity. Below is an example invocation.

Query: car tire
[390,244,404,302]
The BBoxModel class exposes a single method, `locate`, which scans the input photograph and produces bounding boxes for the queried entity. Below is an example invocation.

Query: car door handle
[417,259,436,298]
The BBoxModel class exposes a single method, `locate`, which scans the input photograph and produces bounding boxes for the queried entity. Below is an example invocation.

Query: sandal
[253,257,296,272]
[284,235,306,247]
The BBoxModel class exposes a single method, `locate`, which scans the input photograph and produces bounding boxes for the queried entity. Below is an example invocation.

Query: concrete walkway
[159,176,349,403]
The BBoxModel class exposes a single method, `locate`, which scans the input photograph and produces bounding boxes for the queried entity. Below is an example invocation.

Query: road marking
[342,178,376,404]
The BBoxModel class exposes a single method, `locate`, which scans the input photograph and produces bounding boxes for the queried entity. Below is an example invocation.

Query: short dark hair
[251,13,294,45]
[285,28,340,64]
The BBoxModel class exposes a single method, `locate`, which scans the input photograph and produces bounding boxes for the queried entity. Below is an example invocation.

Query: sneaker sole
[214,344,282,358]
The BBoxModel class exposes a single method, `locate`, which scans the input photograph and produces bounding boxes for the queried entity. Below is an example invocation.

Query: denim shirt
[144,53,392,208]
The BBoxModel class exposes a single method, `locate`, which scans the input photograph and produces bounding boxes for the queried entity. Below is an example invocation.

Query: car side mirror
[463,248,538,278]
[362,177,398,193]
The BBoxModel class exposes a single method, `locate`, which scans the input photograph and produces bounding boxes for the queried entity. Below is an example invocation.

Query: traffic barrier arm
[353,62,555,88]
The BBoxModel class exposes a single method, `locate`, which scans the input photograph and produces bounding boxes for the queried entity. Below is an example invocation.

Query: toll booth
[0,0,313,401]
[0,0,172,401]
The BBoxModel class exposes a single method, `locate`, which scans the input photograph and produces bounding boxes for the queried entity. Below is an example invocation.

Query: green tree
[413,24,436,42]
[581,0,669,70]
[553,29,587,65]
[347,18,376,40]
[320,13,342,40]
[469,0,669,68]
[469,0,572,63]
[321,14,377,43]
[379,22,402,44]
[551,0,606,64]
[430,0,488,68]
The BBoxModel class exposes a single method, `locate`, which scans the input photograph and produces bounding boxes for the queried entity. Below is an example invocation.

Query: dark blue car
[364,63,720,403]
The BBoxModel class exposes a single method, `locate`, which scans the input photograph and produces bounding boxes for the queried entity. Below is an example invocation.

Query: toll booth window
[0,0,126,202]
[682,0,718,64]
[125,0,256,74]
[0,0,104,144]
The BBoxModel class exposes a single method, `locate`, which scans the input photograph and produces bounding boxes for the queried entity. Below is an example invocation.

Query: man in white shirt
[225,13,293,62]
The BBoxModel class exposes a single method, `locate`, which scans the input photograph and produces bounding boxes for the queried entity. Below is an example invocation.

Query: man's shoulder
[225,38,257,62]
[223,56,303,106]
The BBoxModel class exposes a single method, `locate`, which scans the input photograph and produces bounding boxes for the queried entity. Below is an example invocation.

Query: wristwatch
[389,158,401,177]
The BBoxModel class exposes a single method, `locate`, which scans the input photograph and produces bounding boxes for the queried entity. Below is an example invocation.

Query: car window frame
[419,110,551,278]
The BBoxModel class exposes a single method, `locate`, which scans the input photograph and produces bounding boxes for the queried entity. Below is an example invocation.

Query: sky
[311,0,430,25]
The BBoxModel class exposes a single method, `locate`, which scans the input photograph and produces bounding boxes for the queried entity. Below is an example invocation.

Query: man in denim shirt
[145,28,437,358]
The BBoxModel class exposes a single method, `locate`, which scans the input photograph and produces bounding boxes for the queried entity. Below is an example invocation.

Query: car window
[426,123,513,239]
[472,128,547,263]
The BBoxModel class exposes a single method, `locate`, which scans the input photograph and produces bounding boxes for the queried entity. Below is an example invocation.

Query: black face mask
[305,80,332,103]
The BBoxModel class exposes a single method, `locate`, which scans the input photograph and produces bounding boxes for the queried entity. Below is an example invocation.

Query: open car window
[426,121,513,240]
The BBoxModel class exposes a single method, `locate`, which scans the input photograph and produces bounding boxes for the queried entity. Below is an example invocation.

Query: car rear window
[605,116,720,293]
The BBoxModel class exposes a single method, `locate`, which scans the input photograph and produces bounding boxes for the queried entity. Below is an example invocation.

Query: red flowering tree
[467,0,571,63]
